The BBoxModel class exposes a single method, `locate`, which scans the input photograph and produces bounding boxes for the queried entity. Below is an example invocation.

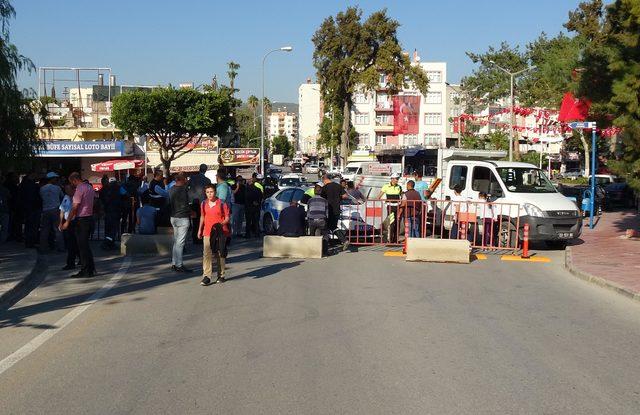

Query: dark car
[604,182,634,209]
[291,162,303,173]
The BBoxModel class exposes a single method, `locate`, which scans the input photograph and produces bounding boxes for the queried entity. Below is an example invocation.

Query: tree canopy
[312,7,429,165]
[271,135,293,158]
[0,0,41,173]
[111,87,234,176]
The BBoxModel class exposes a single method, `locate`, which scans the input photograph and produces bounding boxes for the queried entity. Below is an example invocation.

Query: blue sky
[11,0,581,103]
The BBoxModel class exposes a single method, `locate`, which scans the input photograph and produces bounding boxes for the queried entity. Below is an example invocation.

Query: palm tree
[262,97,272,117]
[247,95,259,117]
[227,61,240,95]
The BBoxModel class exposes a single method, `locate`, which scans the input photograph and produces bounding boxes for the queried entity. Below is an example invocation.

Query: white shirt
[59,195,73,220]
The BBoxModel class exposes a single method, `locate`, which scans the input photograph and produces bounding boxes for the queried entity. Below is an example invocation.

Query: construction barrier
[343,199,522,253]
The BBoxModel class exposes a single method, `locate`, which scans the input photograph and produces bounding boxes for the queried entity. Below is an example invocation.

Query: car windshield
[345,167,359,173]
[279,178,301,187]
[496,167,556,193]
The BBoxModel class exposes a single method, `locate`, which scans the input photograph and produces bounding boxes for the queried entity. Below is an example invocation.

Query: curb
[564,246,640,303]
[0,253,48,311]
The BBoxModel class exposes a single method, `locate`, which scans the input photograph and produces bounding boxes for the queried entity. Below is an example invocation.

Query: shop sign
[39,140,129,157]
[219,148,260,166]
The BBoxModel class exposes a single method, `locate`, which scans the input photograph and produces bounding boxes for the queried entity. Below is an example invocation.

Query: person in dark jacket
[102,178,123,250]
[277,201,306,237]
[244,177,262,238]
[18,173,42,248]
[168,173,192,272]
[187,164,211,244]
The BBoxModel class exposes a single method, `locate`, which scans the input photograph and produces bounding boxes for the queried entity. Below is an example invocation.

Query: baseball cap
[46,172,59,179]
[108,177,117,183]
[390,173,400,179]
[255,174,264,180]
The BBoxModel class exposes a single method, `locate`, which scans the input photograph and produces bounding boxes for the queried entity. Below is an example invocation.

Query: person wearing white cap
[39,172,64,252]
[377,173,403,243]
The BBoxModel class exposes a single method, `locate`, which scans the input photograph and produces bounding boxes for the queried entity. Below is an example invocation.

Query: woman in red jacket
[198,184,230,286]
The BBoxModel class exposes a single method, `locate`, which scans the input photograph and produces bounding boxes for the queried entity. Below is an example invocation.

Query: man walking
[19,173,41,248]
[39,172,64,252]
[187,164,211,244]
[244,176,262,238]
[168,173,192,273]
[63,172,95,278]
[58,184,78,270]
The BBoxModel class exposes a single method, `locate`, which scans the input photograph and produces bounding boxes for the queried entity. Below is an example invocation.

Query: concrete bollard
[121,233,174,256]
[405,238,471,263]
[263,235,323,259]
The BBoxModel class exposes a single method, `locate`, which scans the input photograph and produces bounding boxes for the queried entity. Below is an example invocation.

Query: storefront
[38,140,135,185]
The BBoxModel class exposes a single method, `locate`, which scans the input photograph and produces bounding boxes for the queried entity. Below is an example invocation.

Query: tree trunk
[512,112,521,160]
[580,133,590,178]
[161,148,172,179]
[341,101,350,170]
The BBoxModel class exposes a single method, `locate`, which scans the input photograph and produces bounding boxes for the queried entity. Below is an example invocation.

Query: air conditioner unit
[98,116,114,128]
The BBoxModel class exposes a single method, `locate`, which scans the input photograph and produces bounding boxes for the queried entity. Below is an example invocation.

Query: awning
[91,159,144,172]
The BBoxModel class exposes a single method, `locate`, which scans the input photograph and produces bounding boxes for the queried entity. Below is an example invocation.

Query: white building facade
[298,82,322,155]
[351,61,449,152]
[268,111,298,145]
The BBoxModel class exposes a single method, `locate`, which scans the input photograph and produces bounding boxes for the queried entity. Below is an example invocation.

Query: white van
[439,160,582,248]
[342,162,378,182]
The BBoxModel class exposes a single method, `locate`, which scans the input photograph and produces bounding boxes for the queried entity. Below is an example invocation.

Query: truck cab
[440,160,582,247]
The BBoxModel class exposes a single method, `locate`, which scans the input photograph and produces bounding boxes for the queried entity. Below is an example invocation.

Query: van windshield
[344,166,360,174]
[496,167,556,193]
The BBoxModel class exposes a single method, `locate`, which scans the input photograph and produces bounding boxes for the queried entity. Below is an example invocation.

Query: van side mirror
[490,182,503,198]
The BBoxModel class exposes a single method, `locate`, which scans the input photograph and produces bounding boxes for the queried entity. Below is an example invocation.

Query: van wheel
[498,221,518,249]
[263,214,275,234]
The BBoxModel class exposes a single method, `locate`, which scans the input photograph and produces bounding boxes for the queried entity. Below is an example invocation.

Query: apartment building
[298,81,322,155]
[351,60,449,152]
[268,111,298,145]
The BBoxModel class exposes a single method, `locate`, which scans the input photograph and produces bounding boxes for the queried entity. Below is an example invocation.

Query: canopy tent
[91,159,144,172]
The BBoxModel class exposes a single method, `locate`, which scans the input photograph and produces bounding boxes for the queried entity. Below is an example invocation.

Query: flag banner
[558,92,591,122]
[393,95,420,135]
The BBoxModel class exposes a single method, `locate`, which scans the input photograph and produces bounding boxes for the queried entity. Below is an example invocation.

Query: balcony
[375,101,394,112]
[374,121,394,132]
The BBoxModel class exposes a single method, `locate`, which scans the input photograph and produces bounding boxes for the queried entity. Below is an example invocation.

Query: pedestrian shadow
[0,259,195,330]
[226,260,302,281]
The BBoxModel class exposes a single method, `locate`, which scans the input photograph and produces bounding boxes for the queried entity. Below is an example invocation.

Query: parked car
[291,162,303,173]
[560,169,584,180]
[305,163,319,174]
[261,186,308,233]
[278,174,307,189]
[604,181,635,209]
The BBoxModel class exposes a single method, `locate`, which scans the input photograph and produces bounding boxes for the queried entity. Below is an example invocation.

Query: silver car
[261,186,308,233]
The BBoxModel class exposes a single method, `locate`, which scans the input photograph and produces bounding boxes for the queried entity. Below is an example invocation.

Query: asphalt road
[1,242,639,414]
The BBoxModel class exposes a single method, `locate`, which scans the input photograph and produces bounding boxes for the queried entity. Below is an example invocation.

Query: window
[354,93,368,104]
[424,133,441,146]
[496,167,556,193]
[292,189,305,202]
[427,71,442,83]
[379,73,387,85]
[449,165,468,190]
[425,91,442,104]
[376,135,387,145]
[424,112,442,125]
[472,166,500,194]
[276,189,295,202]
[354,112,369,125]
[358,133,370,146]
[404,134,419,146]
[450,107,462,117]
[376,114,392,125]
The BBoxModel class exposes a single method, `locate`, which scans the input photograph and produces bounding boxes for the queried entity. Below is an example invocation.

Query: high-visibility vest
[304,188,315,197]
[254,182,264,193]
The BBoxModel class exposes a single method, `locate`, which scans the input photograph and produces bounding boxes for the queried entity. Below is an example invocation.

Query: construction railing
[342,199,522,253]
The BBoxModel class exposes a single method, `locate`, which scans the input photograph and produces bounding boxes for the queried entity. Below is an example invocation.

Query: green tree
[312,7,429,166]
[271,135,293,158]
[111,87,233,177]
[486,130,509,151]
[247,95,259,117]
[317,109,357,154]
[0,0,42,173]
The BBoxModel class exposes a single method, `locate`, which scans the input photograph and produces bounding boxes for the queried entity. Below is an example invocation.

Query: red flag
[558,92,591,122]
[393,95,420,135]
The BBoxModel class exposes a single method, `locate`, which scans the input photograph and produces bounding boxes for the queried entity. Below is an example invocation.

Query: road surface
[1,242,639,414]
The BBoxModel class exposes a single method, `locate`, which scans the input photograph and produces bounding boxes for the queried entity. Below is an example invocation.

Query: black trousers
[191,200,201,243]
[104,211,120,243]
[245,206,259,237]
[24,210,40,247]
[63,220,79,267]
[74,217,95,274]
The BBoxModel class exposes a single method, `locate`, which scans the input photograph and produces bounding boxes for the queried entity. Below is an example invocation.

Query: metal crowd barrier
[342,199,522,253]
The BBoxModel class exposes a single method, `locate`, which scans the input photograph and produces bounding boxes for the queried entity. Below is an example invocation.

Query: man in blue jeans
[168,173,192,273]
[401,180,423,238]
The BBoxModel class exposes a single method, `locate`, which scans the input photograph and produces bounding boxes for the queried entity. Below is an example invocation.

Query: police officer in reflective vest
[377,173,403,243]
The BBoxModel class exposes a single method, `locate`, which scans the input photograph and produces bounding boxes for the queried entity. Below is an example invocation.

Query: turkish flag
[393,95,420,135]
[558,92,591,122]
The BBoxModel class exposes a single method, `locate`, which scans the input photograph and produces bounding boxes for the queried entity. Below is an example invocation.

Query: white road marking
[0,257,132,376]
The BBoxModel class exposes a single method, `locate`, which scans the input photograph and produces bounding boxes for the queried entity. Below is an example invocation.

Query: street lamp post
[261,46,293,174]
[489,61,536,161]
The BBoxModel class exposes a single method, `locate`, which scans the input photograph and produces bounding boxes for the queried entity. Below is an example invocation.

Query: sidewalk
[0,243,42,309]
[566,210,640,301]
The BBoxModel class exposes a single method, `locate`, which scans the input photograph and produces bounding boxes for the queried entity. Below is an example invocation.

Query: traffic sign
[568,121,596,129]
